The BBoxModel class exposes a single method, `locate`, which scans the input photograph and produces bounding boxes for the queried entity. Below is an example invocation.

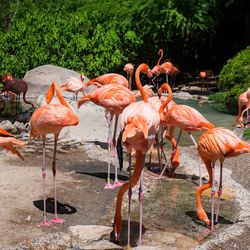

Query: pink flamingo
[60,73,85,100]
[157,86,214,182]
[30,82,79,226]
[235,87,250,128]
[78,83,136,189]
[151,49,179,86]
[111,63,161,247]
[0,128,25,160]
[197,127,250,232]
[84,73,128,89]
[123,63,134,90]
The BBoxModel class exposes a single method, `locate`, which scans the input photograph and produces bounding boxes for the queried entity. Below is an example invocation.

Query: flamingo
[157,86,214,182]
[84,73,128,89]
[234,87,250,127]
[30,82,79,226]
[147,84,181,175]
[78,83,136,189]
[111,63,160,247]
[151,49,179,87]
[0,128,25,160]
[123,63,134,90]
[196,127,250,232]
[60,73,85,100]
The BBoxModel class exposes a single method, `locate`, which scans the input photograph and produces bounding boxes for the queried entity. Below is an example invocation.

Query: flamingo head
[123,63,134,75]
[140,63,152,78]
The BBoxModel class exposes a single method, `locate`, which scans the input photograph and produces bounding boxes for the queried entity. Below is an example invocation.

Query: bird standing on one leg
[30,82,79,226]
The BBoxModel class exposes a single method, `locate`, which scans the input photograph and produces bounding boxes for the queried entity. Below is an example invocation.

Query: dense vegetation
[0,1,248,76]
[209,45,250,113]
[0,0,249,111]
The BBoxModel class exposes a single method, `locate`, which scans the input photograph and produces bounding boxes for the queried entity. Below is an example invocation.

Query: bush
[217,45,250,108]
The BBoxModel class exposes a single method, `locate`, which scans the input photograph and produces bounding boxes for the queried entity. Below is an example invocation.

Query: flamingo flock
[1,49,250,248]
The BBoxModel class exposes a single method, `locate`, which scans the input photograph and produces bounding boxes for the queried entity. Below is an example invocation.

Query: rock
[132,247,165,250]
[173,91,193,99]
[0,120,15,132]
[23,64,89,99]
[68,225,118,248]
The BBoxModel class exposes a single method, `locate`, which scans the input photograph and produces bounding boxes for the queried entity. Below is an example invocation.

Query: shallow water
[170,98,236,146]
[116,167,239,247]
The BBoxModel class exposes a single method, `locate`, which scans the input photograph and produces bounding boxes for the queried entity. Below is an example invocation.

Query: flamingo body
[85,73,128,88]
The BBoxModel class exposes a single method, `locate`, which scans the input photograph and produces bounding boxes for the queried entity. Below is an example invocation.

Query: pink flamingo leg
[157,129,182,179]
[215,161,223,224]
[51,138,65,224]
[113,115,123,189]
[210,163,216,232]
[104,112,115,189]
[138,168,144,246]
[127,154,132,249]
[40,138,51,227]
[188,132,202,187]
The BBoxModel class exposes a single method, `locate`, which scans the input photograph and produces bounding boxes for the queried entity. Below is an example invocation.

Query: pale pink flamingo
[61,73,85,100]
[30,82,79,226]
[111,63,161,247]
[197,127,250,232]
[123,63,134,90]
[78,83,136,189]
[0,128,25,160]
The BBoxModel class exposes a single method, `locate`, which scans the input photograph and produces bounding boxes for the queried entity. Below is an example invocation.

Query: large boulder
[23,64,89,99]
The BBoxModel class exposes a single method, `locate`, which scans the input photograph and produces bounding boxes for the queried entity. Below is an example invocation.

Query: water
[171,98,236,146]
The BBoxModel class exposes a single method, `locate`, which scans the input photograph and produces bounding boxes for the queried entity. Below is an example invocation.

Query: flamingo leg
[40,137,51,227]
[138,168,144,246]
[211,162,216,232]
[127,154,132,249]
[51,137,65,224]
[105,112,114,189]
[113,115,123,188]
[151,74,159,90]
[196,157,212,226]
[188,132,202,187]
[215,161,223,224]
[155,133,162,171]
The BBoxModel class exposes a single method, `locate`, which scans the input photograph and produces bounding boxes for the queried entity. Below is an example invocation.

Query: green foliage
[217,45,250,108]
[243,128,250,141]
[0,0,220,78]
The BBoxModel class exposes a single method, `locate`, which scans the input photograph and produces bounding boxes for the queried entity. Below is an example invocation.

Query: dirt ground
[0,149,128,249]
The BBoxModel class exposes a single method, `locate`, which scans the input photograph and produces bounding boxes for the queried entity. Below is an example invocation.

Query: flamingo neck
[157,49,163,66]
[135,65,148,102]
[159,84,172,115]
[129,70,133,90]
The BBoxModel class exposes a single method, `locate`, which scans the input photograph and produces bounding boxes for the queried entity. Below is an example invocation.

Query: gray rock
[23,64,89,99]
[0,120,14,132]
[68,225,115,248]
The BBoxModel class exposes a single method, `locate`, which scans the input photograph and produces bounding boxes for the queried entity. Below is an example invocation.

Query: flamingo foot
[39,219,51,227]
[104,182,115,190]
[51,217,65,224]
[113,180,123,188]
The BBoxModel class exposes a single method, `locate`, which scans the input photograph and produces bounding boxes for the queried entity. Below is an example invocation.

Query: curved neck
[157,49,163,66]
[159,83,172,114]
[135,65,148,102]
